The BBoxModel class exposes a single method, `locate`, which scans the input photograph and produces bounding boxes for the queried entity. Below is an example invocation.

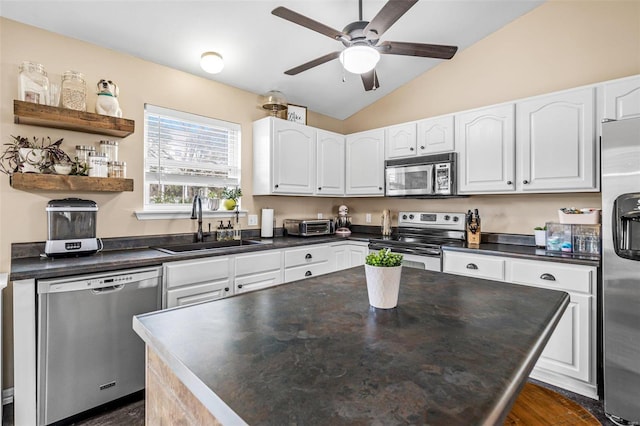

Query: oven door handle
[369,244,440,257]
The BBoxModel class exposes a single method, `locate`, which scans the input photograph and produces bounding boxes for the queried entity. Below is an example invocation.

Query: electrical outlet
[317,213,323,219]
[366,213,372,223]
[248,214,258,226]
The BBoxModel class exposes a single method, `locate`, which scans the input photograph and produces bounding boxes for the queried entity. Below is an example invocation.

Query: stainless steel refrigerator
[602,117,640,424]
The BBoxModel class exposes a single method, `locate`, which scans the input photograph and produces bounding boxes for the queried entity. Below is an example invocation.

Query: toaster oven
[283,219,335,237]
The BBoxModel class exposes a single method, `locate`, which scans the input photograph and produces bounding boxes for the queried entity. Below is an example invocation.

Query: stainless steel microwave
[385,153,457,197]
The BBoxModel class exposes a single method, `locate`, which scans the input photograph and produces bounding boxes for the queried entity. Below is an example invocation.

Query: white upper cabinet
[456,104,516,194]
[316,129,345,196]
[345,129,385,196]
[602,75,640,121]
[516,87,596,192]
[385,122,417,159]
[417,114,455,155]
[253,117,316,195]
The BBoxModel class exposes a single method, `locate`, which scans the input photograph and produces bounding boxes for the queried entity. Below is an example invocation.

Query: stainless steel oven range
[368,211,466,271]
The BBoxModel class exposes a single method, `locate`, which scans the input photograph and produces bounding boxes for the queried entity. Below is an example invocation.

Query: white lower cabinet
[284,244,332,282]
[331,241,368,270]
[443,250,598,398]
[163,257,232,309]
[235,250,283,294]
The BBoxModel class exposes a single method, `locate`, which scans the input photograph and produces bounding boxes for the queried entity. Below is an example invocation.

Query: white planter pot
[364,264,402,309]
[534,230,547,248]
[19,148,47,173]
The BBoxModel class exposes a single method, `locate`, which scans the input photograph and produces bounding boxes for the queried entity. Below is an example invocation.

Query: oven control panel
[398,211,466,230]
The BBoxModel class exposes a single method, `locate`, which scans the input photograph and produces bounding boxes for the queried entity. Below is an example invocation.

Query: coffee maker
[335,205,352,236]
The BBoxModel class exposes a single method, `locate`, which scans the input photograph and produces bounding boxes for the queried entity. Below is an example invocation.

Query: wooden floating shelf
[10,173,134,192]
[14,100,135,138]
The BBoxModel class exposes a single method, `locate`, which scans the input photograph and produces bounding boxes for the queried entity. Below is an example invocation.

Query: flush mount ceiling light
[339,45,380,75]
[200,52,224,74]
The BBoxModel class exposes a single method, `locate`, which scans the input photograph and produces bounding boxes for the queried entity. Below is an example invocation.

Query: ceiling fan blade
[284,51,341,76]
[377,41,458,59]
[361,69,380,91]
[272,7,345,41]
[364,0,418,39]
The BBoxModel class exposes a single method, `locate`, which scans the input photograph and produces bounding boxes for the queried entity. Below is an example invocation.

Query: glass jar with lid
[18,61,49,105]
[99,140,119,162]
[75,145,95,175]
[88,152,108,177]
[108,161,126,178]
[61,70,87,111]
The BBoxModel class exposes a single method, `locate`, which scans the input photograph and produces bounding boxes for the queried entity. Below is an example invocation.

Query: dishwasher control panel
[37,267,162,294]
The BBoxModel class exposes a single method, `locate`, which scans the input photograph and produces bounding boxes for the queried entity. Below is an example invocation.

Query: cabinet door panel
[417,115,454,155]
[456,104,515,193]
[316,130,345,195]
[235,270,282,294]
[235,251,281,276]
[537,293,592,382]
[285,245,331,268]
[517,87,596,191]
[386,123,417,159]
[442,251,505,280]
[603,75,640,121]
[345,129,385,195]
[166,280,231,308]
[164,257,230,289]
[272,120,315,194]
[284,261,331,282]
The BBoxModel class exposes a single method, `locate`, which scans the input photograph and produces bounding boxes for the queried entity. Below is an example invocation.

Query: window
[144,104,241,210]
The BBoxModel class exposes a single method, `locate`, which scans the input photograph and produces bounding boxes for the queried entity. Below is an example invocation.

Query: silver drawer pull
[466,263,478,270]
[540,273,556,281]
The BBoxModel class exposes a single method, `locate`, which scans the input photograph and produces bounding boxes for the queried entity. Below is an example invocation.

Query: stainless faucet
[191,194,204,242]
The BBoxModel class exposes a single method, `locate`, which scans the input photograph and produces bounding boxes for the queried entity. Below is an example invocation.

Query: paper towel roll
[261,208,274,238]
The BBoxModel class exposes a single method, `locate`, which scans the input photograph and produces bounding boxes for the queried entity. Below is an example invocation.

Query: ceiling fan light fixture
[200,51,224,74]
[339,45,380,74]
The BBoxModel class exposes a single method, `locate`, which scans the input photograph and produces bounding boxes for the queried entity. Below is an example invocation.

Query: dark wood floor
[1,380,615,425]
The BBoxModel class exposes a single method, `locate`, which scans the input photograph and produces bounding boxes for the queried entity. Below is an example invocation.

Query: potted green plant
[0,135,78,175]
[222,186,242,210]
[534,226,547,248]
[364,249,404,309]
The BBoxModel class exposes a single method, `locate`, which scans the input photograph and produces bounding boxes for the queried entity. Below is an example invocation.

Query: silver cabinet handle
[305,253,312,260]
[305,271,312,277]
[540,273,556,281]
[466,263,478,270]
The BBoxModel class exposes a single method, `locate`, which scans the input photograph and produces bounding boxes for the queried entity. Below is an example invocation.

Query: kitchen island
[133,266,569,425]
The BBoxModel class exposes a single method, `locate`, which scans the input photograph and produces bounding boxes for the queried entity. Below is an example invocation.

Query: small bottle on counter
[216,221,224,241]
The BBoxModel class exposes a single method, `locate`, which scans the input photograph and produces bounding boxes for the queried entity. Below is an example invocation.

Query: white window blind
[144,104,241,209]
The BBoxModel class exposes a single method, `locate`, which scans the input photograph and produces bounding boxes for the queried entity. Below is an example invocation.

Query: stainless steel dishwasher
[37,267,162,425]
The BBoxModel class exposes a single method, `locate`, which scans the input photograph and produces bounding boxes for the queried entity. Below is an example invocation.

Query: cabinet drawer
[284,245,331,268]
[166,280,231,308]
[235,270,283,294]
[164,257,230,289]
[507,260,593,294]
[442,252,505,281]
[284,262,331,282]
[235,250,281,276]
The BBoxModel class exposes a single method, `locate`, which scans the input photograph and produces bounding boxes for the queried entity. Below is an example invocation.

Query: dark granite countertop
[133,266,569,425]
[442,243,600,267]
[9,233,372,281]
[10,229,599,281]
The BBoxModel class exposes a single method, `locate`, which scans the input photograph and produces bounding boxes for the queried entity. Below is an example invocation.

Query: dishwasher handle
[91,284,125,294]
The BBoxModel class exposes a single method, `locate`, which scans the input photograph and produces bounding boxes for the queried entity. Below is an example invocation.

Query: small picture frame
[287,104,307,125]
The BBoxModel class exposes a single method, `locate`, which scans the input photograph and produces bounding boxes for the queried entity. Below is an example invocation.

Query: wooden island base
[146,349,222,425]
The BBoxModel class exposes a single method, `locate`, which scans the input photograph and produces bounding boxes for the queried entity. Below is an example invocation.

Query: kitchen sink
[152,239,267,255]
